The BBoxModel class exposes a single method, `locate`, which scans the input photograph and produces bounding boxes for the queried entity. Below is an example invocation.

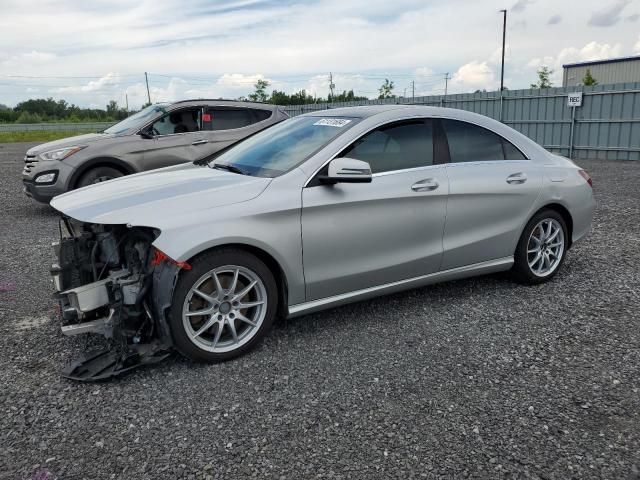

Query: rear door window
[250,109,272,123]
[202,107,252,131]
[442,119,526,162]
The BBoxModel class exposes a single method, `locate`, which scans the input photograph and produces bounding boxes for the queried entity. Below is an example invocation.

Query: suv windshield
[103,103,170,135]
[210,116,358,177]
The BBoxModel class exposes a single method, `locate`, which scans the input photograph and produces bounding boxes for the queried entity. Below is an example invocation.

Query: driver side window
[150,108,202,136]
[340,119,434,174]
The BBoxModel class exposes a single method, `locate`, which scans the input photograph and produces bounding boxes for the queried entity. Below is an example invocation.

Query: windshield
[103,103,170,135]
[210,116,358,177]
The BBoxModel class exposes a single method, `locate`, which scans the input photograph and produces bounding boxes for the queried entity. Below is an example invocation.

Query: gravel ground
[0,142,638,480]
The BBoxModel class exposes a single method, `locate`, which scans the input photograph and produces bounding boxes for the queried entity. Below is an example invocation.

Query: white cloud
[217,73,268,87]
[634,36,640,54]
[57,73,121,93]
[450,61,497,92]
[0,50,57,67]
[1,0,640,107]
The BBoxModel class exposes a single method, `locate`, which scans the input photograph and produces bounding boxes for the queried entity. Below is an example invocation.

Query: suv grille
[23,155,38,174]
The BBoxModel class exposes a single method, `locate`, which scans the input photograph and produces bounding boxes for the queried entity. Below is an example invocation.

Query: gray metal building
[563,56,640,87]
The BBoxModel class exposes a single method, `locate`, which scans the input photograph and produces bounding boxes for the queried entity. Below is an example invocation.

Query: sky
[0,0,639,109]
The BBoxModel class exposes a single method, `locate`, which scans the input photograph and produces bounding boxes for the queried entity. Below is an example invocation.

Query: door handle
[411,178,439,192]
[506,172,527,184]
[192,139,208,146]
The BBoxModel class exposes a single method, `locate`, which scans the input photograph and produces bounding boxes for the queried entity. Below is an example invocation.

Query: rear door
[199,106,276,158]
[301,118,449,300]
[440,119,543,270]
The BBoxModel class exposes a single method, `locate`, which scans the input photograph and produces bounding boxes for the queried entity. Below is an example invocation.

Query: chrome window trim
[445,159,531,168]
[372,164,444,178]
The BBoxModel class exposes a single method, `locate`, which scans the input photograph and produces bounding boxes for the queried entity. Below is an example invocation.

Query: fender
[68,157,138,189]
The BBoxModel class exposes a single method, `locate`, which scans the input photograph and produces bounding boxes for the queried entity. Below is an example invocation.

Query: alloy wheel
[182,265,267,353]
[527,218,565,277]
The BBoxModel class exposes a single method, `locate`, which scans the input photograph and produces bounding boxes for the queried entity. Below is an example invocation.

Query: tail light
[578,169,593,188]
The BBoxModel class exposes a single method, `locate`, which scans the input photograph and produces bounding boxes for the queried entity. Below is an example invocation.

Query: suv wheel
[76,166,124,188]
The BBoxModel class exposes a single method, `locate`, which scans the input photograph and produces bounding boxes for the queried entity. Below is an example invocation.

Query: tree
[582,69,598,86]
[530,66,553,89]
[106,100,119,115]
[332,90,368,102]
[248,79,270,102]
[378,79,395,99]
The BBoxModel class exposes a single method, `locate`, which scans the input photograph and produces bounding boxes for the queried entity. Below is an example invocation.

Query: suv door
[301,119,449,301]
[199,106,275,158]
[139,107,209,170]
[440,119,543,270]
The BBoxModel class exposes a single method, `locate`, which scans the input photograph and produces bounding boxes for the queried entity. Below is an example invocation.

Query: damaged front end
[51,217,182,381]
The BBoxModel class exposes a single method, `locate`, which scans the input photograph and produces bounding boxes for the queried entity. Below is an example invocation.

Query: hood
[26,133,118,156]
[50,165,271,226]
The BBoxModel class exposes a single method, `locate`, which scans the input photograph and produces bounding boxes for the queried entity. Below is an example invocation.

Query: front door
[140,107,209,170]
[301,119,448,301]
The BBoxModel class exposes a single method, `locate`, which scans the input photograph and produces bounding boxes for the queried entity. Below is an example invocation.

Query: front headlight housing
[39,145,87,161]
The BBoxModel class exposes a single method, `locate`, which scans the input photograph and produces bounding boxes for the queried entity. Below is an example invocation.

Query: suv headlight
[39,145,87,161]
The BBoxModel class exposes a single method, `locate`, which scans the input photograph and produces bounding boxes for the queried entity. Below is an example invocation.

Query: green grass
[0,130,97,143]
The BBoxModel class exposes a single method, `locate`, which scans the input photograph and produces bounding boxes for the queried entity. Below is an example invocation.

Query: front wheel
[76,166,124,188]
[168,249,278,362]
[512,210,568,285]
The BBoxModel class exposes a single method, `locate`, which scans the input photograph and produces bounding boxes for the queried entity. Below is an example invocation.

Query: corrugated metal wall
[283,82,640,161]
[563,59,640,87]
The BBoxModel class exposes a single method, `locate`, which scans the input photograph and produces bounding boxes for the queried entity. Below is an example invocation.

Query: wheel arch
[531,202,574,248]
[69,157,137,189]
[185,243,289,318]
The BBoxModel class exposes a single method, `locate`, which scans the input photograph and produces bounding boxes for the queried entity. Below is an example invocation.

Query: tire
[512,209,568,285]
[168,248,278,362]
[76,166,124,188]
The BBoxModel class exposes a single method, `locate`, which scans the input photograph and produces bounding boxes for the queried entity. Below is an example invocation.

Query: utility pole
[144,72,151,105]
[329,72,335,102]
[125,93,129,113]
[411,80,415,101]
[499,9,507,91]
[441,73,450,108]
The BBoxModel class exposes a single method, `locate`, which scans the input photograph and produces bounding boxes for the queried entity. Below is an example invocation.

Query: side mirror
[139,130,155,139]
[319,157,372,185]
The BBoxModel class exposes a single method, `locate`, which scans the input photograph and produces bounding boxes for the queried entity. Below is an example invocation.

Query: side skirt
[287,257,514,318]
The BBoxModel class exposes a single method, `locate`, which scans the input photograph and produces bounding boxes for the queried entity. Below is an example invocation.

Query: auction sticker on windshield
[313,118,352,127]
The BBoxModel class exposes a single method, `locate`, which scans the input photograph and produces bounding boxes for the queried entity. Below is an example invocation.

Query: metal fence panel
[0,122,113,132]
[283,82,640,160]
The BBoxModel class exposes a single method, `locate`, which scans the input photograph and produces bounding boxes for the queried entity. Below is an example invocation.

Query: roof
[169,99,277,109]
[562,55,640,69]
[301,104,442,118]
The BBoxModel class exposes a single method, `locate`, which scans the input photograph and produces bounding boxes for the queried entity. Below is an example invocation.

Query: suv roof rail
[170,98,275,106]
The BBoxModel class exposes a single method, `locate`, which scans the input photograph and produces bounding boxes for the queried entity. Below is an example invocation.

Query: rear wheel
[512,209,568,284]
[168,249,278,362]
[76,166,124,188]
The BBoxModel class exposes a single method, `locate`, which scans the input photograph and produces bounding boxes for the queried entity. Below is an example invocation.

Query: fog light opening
[35,172,58,184]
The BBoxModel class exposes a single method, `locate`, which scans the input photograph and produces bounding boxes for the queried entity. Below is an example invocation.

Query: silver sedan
[50,105,595,372]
